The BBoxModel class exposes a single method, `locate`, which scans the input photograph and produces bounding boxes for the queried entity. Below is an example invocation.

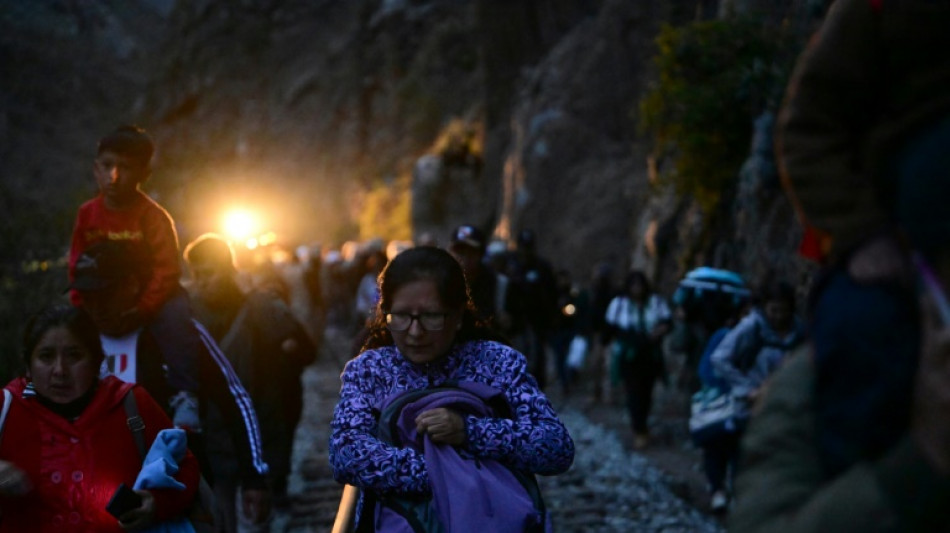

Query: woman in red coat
[0,304,199,532]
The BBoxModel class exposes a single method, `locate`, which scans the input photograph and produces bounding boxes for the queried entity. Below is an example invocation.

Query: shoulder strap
[0,389,12,447]
[123,389,147,459]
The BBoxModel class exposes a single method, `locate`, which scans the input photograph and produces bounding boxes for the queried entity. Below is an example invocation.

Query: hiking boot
[710,490,729,514]
[169,390,201,432]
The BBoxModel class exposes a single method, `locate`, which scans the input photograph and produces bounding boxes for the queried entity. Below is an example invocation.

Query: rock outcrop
[1,0,821,293]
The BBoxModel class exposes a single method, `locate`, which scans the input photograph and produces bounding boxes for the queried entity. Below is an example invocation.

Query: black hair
[97,125,154,167]
[22,304,105,370]
[517,229,536,250]
[184,233,237,272]
[624,270,652,295]
[361,246,503,351]
[760,279,797,314]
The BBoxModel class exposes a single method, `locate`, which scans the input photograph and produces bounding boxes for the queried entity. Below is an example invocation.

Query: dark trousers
[620,352,658,435]
[702,431,741,493]
[515,327,549,390]
[148,288,201,393]
[550,329,575,392]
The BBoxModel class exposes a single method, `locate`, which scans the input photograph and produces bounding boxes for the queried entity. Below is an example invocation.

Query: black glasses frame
[385,311,448,331]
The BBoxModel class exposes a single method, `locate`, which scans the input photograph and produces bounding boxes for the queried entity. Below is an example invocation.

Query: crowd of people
[306,223,813,520]
[3,1,950,531]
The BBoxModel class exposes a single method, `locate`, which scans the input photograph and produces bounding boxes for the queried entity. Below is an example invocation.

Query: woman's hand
[0,461,30,496]
[415,408,466,446]
[119,490,155,531]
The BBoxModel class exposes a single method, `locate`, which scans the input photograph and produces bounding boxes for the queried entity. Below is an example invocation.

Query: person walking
[184,234,316,530]
[329,247,574,531]
[604,270,672,449]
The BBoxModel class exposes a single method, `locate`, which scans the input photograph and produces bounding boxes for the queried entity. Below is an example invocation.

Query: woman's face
[29,326,99,404]
[764,299,793,333]
[628,278,646,300]
[388,280,462,365]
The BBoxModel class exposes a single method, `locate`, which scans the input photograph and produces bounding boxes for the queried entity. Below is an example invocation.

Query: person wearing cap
[67,125,202,431]
[447,225,510,329]
[184,234,315,528]
[72,240,273,528]
[501,229,559,389]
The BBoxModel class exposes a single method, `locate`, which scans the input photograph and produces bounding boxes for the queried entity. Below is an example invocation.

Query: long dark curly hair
[360,246,504,352]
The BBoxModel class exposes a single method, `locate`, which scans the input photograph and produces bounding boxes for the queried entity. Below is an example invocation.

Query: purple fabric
[390,387,544,533]
[328,340,574,529]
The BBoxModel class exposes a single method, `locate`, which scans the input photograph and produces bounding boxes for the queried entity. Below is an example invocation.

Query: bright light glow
[563,304,576,316]
[259,232,277,246]
[246,238,259,250]
[223,210,258,241]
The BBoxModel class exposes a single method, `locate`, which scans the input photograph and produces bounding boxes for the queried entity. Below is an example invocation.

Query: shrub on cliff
[639,18,795,210]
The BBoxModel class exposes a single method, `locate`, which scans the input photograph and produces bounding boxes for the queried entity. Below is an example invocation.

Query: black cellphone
[105,483,142,518]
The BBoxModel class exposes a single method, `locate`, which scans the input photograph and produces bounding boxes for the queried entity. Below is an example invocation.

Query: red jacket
[0,376,199,532]
[68,192,182,318]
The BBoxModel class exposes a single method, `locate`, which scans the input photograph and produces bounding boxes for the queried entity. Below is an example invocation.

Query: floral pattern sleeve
[463,344,575,475]
[328,354,431,495]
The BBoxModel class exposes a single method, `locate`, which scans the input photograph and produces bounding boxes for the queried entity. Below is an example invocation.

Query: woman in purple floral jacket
[329,246,574,531]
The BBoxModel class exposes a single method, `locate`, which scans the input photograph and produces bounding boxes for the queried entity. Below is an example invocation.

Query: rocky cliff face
[493,0,819,291]
[1,0,820,294]
[492,0,657,283]
[0,0,169,261]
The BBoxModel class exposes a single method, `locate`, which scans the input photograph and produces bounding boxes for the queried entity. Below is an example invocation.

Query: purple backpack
[357,382,547,533]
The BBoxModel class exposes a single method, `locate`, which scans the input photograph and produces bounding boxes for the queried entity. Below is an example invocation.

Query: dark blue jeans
[702,430,740,493]
[146,287,201,393]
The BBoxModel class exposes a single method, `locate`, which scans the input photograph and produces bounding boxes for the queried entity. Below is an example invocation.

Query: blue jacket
[711,310,804,417]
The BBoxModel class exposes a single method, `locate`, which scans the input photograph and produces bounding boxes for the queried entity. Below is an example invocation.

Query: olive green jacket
[729,351,950,532]
[778,0,950,258]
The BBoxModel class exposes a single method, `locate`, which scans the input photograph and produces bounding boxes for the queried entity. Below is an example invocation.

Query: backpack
[672,267,751,331]
[356,384,547,533]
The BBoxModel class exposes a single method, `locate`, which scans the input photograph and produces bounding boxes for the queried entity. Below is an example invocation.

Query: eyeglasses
[385,312,448,331]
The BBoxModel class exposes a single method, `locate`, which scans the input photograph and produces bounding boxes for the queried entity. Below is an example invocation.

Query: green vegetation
[639,18,795,210]
[358,174,412,242]
[433,118,482,169]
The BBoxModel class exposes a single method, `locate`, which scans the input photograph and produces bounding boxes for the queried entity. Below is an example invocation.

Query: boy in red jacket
[68,125,201,430]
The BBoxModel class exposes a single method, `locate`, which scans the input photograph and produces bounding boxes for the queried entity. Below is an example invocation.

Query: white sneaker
[710,491,729,513]
[169,390,201,432]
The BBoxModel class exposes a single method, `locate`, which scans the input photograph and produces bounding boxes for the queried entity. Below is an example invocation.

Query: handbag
[566,336,588,370]
[688,387,745,445]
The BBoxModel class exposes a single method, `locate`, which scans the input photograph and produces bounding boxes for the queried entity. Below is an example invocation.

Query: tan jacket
[778,0,950,259]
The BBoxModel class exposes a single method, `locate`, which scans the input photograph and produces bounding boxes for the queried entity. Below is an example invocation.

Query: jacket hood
[7,375,135,433]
